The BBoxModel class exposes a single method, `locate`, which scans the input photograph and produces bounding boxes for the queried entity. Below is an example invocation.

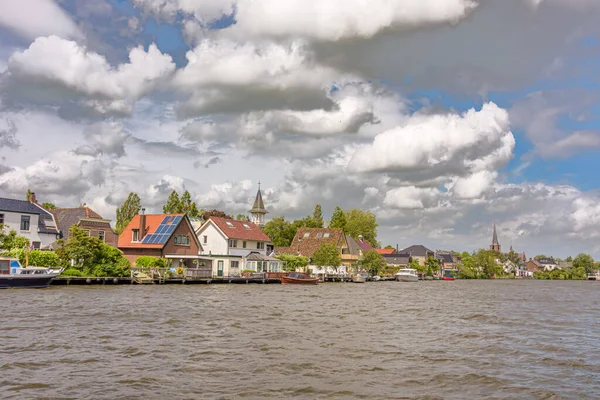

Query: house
[436,252,460,273]
[195,216,280,277]
[118,213,202,268]
[355,235,372,253]
[400,245,435,266]
[536,257,559,271]
[375,248,396,255]
[276,228,361,274]
[383,253,411,268]
[0,194,60,249]
[50,207,117,247]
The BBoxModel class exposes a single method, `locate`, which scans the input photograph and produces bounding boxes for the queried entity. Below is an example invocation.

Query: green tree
[235,214,250,221]
[163,190,181,214]
[201,209,233,220]
[311,243,341,271]
[0,225,30,250]
[311,204,324,228]
[134,256,167,268]
[276,254,309,272]
[409,258,425,273]
[116,192,142,234]
[534,254,549,260]
[26,189,33,201]
[506,249,521,264]
[42,202,56,210]
[572,253,595,275]
[359,250,385,276]
[384,245,395,250]
[328,206,347,231]
[344,209,378,247]
[263,217,296,247]
[180,190,200,217]
[425,256,439,277]
[566,256,573,262]
[472,249,503,278]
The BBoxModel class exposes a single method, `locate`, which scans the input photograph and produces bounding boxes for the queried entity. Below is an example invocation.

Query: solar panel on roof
[141,234,153,244]
[173,216,182,224]
[161,216,170,224]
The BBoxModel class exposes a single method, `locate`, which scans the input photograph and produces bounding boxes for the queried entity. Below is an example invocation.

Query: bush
[135,256,166,268]
[61,268,84,277]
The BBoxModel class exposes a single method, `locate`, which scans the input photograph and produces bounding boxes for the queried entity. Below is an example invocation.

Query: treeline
[262,205,378,248]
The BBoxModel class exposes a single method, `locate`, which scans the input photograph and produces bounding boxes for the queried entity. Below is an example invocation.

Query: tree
[384,245,395,250]
[263,217,295,247]
[572,253,595,275]
[163,190,181,214]
[235,214,250,221]
[0,225,30,250]
[506,249,521,264]
[328,206,347,231]
[311,243,341,272]
[344,209,378,247]
[472,249,503,278]
[409,258,425,273]
[311,205,324,228]
[42,202,56,210]
[566,256,573,262]
[425,256,439,277]
[359,250,385,276]
[26,189,33,202]
[201,209,233,220]
[276,254,309,272]
[179,190,200,217]
[135,256,167,268]
[534,254,549,260]
[116,192,142,235]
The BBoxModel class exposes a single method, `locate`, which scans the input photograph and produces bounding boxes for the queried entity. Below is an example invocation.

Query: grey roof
[383,253,411,266]
[537,257,557,265]
[0,197,59,235]
[492,223,500,246]
[249,188,268,214]
[245,252,279,262]
[400,245,434,257]
[345,235,363,256]
[436,253,455,264]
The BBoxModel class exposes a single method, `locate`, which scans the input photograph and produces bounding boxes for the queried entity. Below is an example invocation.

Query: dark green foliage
[0,225,30,250]
[359,250,385,276]
[276,254,309,272]
[135,256,167,268]
[116,192,141,234]
[312,243,341,268]
[572,253,595,274]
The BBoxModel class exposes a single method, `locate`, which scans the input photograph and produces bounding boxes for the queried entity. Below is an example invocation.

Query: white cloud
[0,0,82,41]
[383,186,439,209]
[132,0,234,22]
[6,36,175,112]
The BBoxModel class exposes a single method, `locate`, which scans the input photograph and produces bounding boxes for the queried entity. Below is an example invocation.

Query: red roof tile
[209,217,271,242]
[118,214,184,249]
[375,248,395,255]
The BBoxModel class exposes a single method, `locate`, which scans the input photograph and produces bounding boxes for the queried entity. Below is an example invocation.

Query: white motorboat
[0,257,64,289]
[395,268,419,282]
[352,274,366,283]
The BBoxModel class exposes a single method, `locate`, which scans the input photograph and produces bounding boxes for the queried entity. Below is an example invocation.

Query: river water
[1,280,599,399]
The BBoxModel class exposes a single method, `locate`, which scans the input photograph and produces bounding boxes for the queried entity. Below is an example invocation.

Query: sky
[1,0,600,258]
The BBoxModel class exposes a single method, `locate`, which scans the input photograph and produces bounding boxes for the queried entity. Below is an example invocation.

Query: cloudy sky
[1,0,600,257]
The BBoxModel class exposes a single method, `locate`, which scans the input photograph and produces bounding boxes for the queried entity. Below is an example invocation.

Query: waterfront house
[195,216,280,277]
[383,253,411,268]
[50,206,118,247]
[400,245,435,266]
[276,228,361,274]
[118,212,202,267]
[436,252,460,274]
[0,194,60,249]
[536,257,559,271]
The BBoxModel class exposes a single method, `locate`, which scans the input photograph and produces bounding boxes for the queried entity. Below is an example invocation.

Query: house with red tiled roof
[375,248,396,255]
[195,216,281,277]
[118,212,202,267]
[50,206,117,247]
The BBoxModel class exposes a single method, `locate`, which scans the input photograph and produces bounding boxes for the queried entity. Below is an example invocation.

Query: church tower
[490,223,501,252]
[249,182,268,227]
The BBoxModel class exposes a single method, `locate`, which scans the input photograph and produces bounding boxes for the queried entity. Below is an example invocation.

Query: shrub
[135,256,166,268]
[61,268,84,277]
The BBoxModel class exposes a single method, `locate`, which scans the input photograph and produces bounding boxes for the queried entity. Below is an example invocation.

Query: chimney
[139,208,146,240]
[358,234,363,242]
[29,192,38,204]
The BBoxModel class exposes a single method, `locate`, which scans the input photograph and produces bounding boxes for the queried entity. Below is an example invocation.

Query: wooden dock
[51,276,282,285]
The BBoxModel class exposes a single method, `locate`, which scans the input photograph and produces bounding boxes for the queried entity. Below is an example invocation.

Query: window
[316,233,323,238]
[132,229,140,242]
[231,261,239,269]
[226,221,235,228]
[20,215,30,231]
[203,235,207,244]
[323,233,330,238]
[229,239,238,247]
[257,242,264,250]
[243,224,251,230]
[32,241,41,249]
[174,235,190,246]
[98,231,105,242]
[0,214,4,224]
[243,241,247,248]
[303,232,310,238]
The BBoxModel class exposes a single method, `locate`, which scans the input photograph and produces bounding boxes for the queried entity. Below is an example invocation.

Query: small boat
[443,271,456,281]
[281,272,319,285]
[0,257,64,289]
[371,275,381,281]
[395,268,419,282]
[352,274,366,283]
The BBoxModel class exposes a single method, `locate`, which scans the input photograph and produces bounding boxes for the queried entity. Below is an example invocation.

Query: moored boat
[395,268,419,282]
[443,270,456,281]
[0,257,64,289]
[281,272,319,285]
[351,274,366,283]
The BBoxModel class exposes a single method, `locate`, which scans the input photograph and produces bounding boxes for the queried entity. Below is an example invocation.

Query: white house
[195,216,281,277]
[0,195,61,249]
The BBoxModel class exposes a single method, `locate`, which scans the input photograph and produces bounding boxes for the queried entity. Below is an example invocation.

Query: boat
[395,268,419,282]
[352,274,366,283]
[281,272,319,285]
[371,275,381,281]
[442,270,456,281]
[0,257,64,289]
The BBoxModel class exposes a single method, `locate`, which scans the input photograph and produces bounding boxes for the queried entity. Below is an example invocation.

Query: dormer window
[303,233,310,238]
[323,233,330,238]
[132,229,140,242]
[226,221,235,228]
[316,233,323,238]
[243,224,251,230]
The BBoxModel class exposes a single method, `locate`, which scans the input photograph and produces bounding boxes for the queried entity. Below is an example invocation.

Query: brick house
[50,207,118,247]
[118,213,202,267]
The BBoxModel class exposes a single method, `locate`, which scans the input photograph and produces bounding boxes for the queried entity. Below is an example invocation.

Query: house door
[217,261,224,277]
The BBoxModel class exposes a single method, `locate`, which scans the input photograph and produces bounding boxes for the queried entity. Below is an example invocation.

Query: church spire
[490,223,501,252]
[249,181,268,227]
